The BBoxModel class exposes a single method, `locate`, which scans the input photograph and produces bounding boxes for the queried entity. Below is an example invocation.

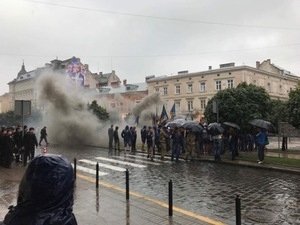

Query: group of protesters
[0,125,48,168]
[108,122,267,163]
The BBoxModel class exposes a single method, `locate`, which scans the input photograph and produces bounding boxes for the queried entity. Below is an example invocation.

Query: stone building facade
[146,59,300,118]
[7,57,121,111]
[96,80,148,121]
[0,93,10,113]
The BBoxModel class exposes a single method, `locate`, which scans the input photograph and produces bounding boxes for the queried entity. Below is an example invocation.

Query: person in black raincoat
[22,127,38,165]
[2,129,14,168]
[1,154,77,225]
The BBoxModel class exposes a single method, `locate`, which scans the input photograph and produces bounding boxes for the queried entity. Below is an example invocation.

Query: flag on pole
[151,113,156,126]
[160,105,169,122]
[170,103,176,119]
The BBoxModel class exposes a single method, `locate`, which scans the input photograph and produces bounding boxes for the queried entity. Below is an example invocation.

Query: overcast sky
[1,0,300,94]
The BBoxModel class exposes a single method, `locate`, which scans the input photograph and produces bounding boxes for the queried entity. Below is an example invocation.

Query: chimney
[208,66,212,70]
[123,79,127,85]
[145,75,155,82]
[267,59,271,64]
[256,61,260,68]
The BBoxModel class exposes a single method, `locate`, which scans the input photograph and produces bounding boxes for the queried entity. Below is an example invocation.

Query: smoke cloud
[132,93,162,116]
[37,71,102,146]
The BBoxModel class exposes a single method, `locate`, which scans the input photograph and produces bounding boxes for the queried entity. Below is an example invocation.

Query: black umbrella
[249,119,275,132]
[182,121,204,132]
[165,121,183,128]
[173,119,187,124]
[223,122,240,130]
[207,123,225,135]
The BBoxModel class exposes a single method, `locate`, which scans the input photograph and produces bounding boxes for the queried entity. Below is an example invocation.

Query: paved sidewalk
[0,151,299,225]
[0,163,222,225]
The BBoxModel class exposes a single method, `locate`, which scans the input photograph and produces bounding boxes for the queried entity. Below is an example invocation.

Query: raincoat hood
[4,154,77,225]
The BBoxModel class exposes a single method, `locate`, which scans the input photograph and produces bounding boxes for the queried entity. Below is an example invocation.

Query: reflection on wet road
[52,146,300,224]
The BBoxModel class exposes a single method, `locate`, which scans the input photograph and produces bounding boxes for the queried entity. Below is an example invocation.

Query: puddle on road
[245,209,279,223]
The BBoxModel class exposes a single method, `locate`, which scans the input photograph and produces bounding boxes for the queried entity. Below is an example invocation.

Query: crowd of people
[0,125,48,168]
[108,122,268,163]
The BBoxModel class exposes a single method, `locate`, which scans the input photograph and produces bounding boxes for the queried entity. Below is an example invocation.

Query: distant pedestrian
[256,127,267,164]
[171,127,181,162]
[13,127,23,163]
[131,127,137,154]
[228,127,238,160]
[108,125,114,154]
[2,129,14,168]
[121,125,131,154]
[39,126,49,146]
[159,126,169,161]
[146,126,154,160]
[140,126,147,151]
[23,127,38,165]
[113,126,120,153]
[212,133,222,161]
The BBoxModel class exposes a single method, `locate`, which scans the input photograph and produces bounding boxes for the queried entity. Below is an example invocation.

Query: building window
[155,88,159,93]
[200,99,206,110]
[267,83,271,92]
[163,87,168,95]
[200,82,206,92]
[188,84,193,93]
[175,85,180,94]
[227,79,234,88]
[279,84,282,92]
[215,81,221,90]
[187,100,193,111]
[253,80,257,86]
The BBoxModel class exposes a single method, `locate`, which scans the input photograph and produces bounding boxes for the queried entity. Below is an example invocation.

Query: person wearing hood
[1,154,77,225]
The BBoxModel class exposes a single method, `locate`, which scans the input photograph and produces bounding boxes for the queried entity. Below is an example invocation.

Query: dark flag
[160,105,169,123]
[170,103,176,120]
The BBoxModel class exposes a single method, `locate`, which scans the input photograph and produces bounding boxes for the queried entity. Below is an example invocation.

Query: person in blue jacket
[256,127,267,164]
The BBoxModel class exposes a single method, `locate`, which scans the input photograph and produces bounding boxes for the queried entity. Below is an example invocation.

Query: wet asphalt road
[47,145,300,225]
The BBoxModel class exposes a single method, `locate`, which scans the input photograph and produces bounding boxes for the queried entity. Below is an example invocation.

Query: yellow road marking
[77,173,227,225]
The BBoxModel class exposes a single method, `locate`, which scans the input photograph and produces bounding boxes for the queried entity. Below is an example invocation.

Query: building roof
[17,62,27,77]
[271,63,297,76]
[97,82,148,94]
[146,63,300,83]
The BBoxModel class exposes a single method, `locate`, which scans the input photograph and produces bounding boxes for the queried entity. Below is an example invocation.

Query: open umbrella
[173,119,187,124]
[182,121,204,132]
[223,122,240,130]
[249,119,275,132]
[165,121,183,128]
[207,123,224,135]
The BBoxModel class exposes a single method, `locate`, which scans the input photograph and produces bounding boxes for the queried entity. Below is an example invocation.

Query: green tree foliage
[88,100,109,121]
[286,87,300,128]
[0,109,43,127]
[0,110,22,126]
[268,99,288,127]
[204,82,271,132]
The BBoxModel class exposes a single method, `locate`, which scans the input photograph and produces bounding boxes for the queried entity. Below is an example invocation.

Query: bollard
[126,169,129,200]
[169,180,173,216]
[96,163,99,189]
[74,158,77,180]
[236,195,241,225]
